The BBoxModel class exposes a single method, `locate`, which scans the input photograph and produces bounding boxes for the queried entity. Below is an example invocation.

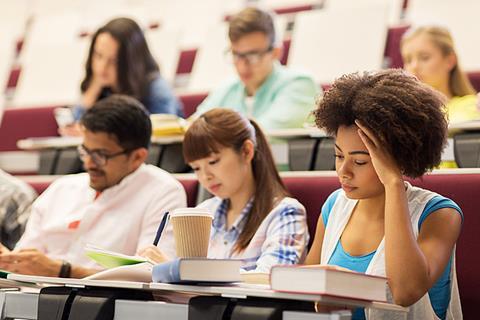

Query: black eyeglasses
[77,145,131,167]
[225,46,273,65]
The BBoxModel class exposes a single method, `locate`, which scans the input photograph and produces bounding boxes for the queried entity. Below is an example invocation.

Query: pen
[153,211,169,246]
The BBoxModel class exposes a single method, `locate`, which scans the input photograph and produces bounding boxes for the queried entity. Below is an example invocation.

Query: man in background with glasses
[193,7,319,130]
[0,95,186,277]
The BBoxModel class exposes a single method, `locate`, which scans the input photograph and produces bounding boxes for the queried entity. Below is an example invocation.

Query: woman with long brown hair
[80,17,182,117]
[60,17,183,137]
[141,108,309,272]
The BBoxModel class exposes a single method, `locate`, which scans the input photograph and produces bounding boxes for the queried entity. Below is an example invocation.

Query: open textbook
[84,245,152,282]
[86,258,242,284]
[85,262,153,282]
[83,258,242,284]
[84,245,147,268]
[84,245,242,284]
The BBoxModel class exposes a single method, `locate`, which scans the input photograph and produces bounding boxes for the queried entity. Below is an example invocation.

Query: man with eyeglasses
[0,95,186,277]
[193,7,319,130]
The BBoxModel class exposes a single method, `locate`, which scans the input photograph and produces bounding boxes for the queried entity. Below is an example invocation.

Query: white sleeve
[136,180,187,256]
[15,184,56,251]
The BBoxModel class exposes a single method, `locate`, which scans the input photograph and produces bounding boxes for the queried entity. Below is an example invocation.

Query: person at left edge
[0,95,186,278]
[0,169,37,250]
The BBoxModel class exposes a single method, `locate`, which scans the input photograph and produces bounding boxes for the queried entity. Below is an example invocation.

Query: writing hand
[137,245,169,264]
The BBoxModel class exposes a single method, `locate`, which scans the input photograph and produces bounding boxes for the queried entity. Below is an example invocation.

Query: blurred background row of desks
[15,121,480,175]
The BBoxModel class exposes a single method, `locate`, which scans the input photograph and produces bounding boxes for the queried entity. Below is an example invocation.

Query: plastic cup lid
[170,207,213,218]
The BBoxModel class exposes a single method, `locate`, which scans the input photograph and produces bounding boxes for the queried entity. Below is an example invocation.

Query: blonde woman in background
[401,26,479,124]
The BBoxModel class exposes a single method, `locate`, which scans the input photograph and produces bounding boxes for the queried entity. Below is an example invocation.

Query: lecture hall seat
[25,180,52,195]
[384,25,410,68]
[178,92,208,118]
[176,49,197,75]
[288,6,389,85]
[467,71,480,92]
[176,175,199,208]
[0,106,59,152]
[273,4,316,15]
[11,13,89,107]
[406,0,480,72]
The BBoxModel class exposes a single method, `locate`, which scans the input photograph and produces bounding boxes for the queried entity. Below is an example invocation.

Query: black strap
[188,296,231,320]
[188,296,315,320]
[231,297,314,320]
[58,260,72,278]
[38,286,153,320]
[37,286,78,320]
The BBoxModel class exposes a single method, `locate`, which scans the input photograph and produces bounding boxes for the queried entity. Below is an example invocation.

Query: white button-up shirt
[16,164,186,268]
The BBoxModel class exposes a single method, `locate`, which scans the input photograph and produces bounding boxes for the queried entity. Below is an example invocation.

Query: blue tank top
[322,190,462,320]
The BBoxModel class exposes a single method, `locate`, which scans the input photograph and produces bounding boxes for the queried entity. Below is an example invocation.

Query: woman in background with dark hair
[59,17,182,136]
[79,17,182,117]
[140,108,309,272]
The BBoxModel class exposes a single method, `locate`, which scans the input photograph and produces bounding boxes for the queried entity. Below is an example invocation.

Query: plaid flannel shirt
[0,171,36,249]
[198,196,309,273]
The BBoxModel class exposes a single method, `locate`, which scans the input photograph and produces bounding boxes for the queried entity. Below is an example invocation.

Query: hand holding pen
[137,212,170,264]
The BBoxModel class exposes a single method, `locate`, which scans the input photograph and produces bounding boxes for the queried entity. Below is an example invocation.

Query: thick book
[150,114,188,137]
[270,265,387,302]
[84,245,147,268]
[152,258,242,284]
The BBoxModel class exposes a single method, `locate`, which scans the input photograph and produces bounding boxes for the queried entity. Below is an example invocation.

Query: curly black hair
[313,69,448,178]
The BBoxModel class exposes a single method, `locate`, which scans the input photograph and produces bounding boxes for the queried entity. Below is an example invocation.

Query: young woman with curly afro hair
[305,69,462,320]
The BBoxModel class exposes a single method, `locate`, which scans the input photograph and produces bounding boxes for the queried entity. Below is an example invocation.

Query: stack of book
[150,114,188,137]
[270,265,387,302]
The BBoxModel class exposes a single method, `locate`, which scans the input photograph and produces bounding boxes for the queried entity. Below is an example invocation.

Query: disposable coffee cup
[170,208,213,258]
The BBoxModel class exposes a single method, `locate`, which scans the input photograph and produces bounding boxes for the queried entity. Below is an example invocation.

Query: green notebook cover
[85,247,147,269]
[0,269,10,279]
